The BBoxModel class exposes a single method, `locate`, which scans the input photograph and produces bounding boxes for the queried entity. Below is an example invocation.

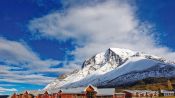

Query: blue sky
[0,0,175,95]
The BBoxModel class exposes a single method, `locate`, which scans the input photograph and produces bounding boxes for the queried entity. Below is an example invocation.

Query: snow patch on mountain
[44,48,175,90]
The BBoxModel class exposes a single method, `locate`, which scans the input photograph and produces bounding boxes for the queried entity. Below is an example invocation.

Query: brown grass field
[157,96,175,98]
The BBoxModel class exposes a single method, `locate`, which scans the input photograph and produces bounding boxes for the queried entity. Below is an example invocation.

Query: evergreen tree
[158,88,163,96]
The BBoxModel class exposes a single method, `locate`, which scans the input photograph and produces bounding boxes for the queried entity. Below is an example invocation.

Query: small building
[11,91,35,98]
[160,90,174,96]
[11,85,125,98]
[114,93,125,98]
[123,90,158,98]
[96,88,115,98]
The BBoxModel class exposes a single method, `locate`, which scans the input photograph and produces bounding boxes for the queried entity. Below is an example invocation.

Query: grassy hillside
[115,77,175,92]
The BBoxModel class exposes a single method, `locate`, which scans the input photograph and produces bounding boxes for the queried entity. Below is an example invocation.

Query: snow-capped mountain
[45,48,175,90]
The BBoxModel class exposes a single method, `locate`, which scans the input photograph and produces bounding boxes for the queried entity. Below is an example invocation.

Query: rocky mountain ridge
[44,48,175,90]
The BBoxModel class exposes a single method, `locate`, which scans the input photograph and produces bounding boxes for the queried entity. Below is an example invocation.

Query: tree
[167,80,173,90]
[158,88,163,96]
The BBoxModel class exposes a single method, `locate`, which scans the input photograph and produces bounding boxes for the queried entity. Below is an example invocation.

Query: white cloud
[29,0,175,67]
[0,87,17,92]
[0,84,16,87]
[0,38,60,71]
[0,72,55,85]
[0,63,55,85]
[0,38,74,85]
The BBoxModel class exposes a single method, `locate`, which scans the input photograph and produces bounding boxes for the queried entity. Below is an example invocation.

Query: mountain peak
[44,48,175,90]
[106,48,136,58]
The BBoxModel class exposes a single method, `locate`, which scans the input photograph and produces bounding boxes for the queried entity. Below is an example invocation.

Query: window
[86,92,95,98]
[107,96,113,98]
[77,95,84,98]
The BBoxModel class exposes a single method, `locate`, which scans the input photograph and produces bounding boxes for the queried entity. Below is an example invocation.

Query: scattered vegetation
[115,77,175,91]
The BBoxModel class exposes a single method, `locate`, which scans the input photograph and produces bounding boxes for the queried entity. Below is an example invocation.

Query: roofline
[114,93,125,94]
[84,84,97,92]
[96,94,113,96]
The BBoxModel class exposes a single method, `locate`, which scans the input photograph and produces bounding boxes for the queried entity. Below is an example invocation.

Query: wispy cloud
[0,87,17,93]
[29,0,175,67]
[0,38,60,72]
[0,38,73,86]
[0,84,16,87]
